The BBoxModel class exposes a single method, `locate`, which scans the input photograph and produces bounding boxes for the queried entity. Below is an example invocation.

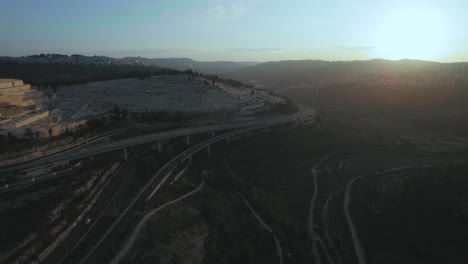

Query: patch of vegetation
[350,163,468,264]
[0,62,183,88]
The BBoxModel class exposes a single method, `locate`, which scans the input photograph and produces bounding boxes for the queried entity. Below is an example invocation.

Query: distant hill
[0,54,259,76]
[229,59,468,136]
[229,59,468,91]
[122,57,259,75]
[0,54,142,66]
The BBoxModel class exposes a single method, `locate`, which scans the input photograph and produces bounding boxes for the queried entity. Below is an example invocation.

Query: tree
[113,105,121,121]
[35,131,40,139]
[48,127,53,137]
[121,109,128,120]
[25,128,33,139]
[7,132,15,142]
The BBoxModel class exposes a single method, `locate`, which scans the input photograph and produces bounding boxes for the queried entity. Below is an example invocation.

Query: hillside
[230,59,468,90]
[230,59,468,137]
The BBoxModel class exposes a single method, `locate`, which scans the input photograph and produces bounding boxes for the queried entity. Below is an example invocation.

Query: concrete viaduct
[0,112,314,192]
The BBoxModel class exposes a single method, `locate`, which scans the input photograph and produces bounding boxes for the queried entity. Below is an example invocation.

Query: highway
[0,113,311,175]
[0,125,149,170]
[42,164,132,264]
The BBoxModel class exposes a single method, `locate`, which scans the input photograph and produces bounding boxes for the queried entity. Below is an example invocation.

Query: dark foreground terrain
[2,109,468,264]
[109,111,468,264]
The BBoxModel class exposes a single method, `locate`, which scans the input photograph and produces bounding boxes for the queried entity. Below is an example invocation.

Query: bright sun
[373,8,452,61]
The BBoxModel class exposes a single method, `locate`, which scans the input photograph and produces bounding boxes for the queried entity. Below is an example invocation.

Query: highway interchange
[0,114,311,175]
[5,109,310,264]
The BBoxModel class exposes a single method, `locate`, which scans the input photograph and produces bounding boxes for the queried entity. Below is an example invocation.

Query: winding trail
[308,154,331,238]
[322,193,344,264]
[111,177,205,264]
[308,154,333,264]
[344,174,368,264]
[235,191,284,264]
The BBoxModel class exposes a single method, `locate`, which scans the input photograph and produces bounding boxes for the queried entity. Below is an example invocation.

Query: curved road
[111,177,205,264]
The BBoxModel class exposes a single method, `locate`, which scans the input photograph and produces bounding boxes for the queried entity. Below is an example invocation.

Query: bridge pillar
[90,155,94,161]
[185,135,190,146]
[226,136,230,144]
[207,144,211,157]
[158,141,162,152]
[122,148,128,161]
[188,155,192,166]
[211,131,215,138]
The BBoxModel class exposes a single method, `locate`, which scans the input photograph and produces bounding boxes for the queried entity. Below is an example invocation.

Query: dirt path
[308,154,333,264]
[111,177,205,264]
[322,193,344,264]
[235,191,284,264]
[344,174,368,264]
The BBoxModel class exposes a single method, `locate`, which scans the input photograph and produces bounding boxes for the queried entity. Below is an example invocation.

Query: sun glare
[373,7,452,61]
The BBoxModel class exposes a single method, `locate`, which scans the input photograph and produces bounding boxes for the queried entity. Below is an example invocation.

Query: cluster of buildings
[0,54,144,66]
[0,79,85,138]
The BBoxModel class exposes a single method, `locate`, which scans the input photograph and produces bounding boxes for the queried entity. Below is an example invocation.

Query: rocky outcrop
[0,79,86,137]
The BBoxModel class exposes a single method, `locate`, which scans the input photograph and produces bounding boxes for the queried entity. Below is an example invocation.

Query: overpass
[0,110,315,193]
[0,114,308,174]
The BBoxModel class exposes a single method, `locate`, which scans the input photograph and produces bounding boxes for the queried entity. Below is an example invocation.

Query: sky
[1,0,468,62]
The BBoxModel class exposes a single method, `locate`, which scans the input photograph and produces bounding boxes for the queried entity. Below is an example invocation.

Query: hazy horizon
[4,53,468,64]
[2,0,468,62]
